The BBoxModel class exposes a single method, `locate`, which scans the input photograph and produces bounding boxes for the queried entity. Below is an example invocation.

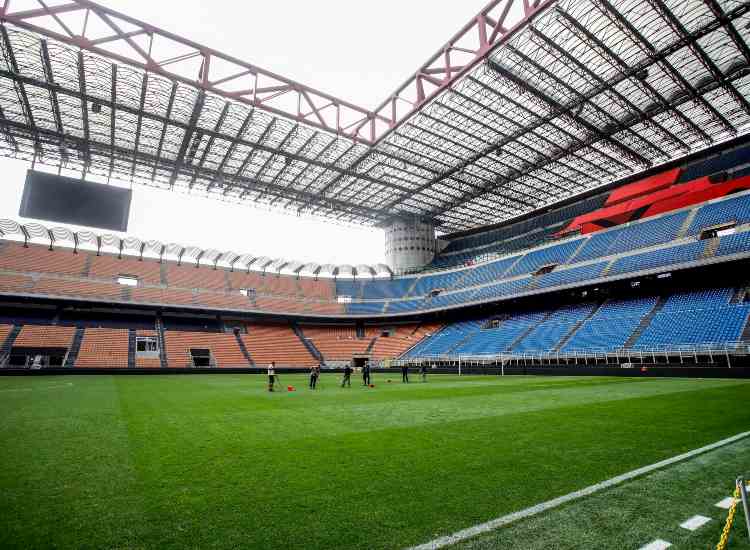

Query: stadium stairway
[404,277,421,298]
[677,208,699,238]
[234,331,255,366]
[82,253,93,277]
[730,286,748,304]
[292,324,324,363]
[63,327,85,367]
[623,297,666,348]
[447,325,486,354]
[702,237,720,259]
[508,312,552,350]
[127,329,136,368]
[553,301,605,352]
[600,258,616,277]
[156,316,168,368]
[567,238,590,264]
[398,324,448,358]
[0,325,21,365]
[365,336,378,354]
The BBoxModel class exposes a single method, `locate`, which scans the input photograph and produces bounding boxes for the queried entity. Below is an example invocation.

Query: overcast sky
[0,0,489,265]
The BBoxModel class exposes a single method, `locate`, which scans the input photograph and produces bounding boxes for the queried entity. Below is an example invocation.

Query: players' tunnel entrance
[8,347,68,368]
[352,356,369,369]
[189,348,213,367]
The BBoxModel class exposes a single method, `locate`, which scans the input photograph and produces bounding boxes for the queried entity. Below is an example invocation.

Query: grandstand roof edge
[439,133,750,243]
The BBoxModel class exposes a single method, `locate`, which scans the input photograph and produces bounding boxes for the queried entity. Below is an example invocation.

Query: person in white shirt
[267,361,276,392]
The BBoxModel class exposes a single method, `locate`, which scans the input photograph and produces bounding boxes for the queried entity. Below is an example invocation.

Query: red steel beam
[0,0,553,144]
[371,0,557,143]
[0,0,385,143]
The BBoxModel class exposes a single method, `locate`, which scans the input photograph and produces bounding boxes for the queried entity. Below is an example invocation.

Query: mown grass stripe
[408,430,750,550]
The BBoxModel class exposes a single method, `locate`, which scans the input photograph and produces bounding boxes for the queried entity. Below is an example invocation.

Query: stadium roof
[0,0,749,232]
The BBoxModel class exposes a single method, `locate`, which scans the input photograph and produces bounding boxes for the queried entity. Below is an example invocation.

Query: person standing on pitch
[420,363,428,383]
[362,361,371,386]
[309,363,320,390]
[401,364,409,383]
[267,361,276,392]
[342,362,352,388]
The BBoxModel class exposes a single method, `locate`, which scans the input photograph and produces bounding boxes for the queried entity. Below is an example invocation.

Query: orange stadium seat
[241,324,315,367]
[296,277,336,300]
[14,325,76,348]
[0,243,345,315]
[165,331,249,368]
[0,242,86,277]
[301,325,371,360]
[303,301,346,314]
[75,328,129,368]
[0,273,34,293]
[131,287,196,306]
[254,296,308,313]
[90,254,162,285]
[194,291,254,310]
[167,262,227,291]
[34,276,125,301]
[226,270,267,292]
[262,274,299,297]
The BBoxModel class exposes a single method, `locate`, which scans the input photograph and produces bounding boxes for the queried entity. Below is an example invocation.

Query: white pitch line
[715,496,737,510]
[638,540,672,550]
[407,430,750,550]
[0,382,73,393]
[679,515,711,531]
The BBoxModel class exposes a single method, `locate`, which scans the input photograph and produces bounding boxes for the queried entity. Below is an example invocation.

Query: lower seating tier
[405,286,750,358]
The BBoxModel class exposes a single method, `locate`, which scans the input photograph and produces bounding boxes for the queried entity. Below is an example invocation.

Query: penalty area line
[0,382,74,393]
[407,430,750,550]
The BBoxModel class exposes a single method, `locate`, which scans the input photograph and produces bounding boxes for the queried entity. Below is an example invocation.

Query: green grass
[0,374,748,549]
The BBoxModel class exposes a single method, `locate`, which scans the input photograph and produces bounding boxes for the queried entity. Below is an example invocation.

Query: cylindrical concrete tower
[384,218,437,274]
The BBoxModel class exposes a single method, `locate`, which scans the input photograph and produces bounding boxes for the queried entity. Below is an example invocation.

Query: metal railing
[394,341,750,368]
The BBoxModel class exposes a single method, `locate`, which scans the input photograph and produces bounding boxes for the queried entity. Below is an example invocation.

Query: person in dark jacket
[362,362,371,386]
[420,363,428,382]
[309,363,320,389]
[341,363,352,388]
[401,364,409,383]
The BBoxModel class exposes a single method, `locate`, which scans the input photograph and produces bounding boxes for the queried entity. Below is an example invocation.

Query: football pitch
[0,373,748,549]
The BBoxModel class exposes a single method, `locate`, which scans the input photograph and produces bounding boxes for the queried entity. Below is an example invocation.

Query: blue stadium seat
[534,262,607,289]
[687,194,750,235]
[678,144,750,182]
[716,230,750,257]
[560,296,657,352]
[384,298,425,314]
[336,279,361,299]
[410,271,464,297]
[505,239,584,277]
[635,306,749,348]
[403,319,486,358]
[608,241,705,275]
[606,212,688,256]
[347,301,386,314]
[512,303,595,352]
[471,278,530,301]
[454,255,521,289]
[360,278,415,300]
[423,289,478,310]
[454,312,547,355]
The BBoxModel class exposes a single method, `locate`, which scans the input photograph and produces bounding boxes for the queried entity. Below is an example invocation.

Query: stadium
[0,0,750,548]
